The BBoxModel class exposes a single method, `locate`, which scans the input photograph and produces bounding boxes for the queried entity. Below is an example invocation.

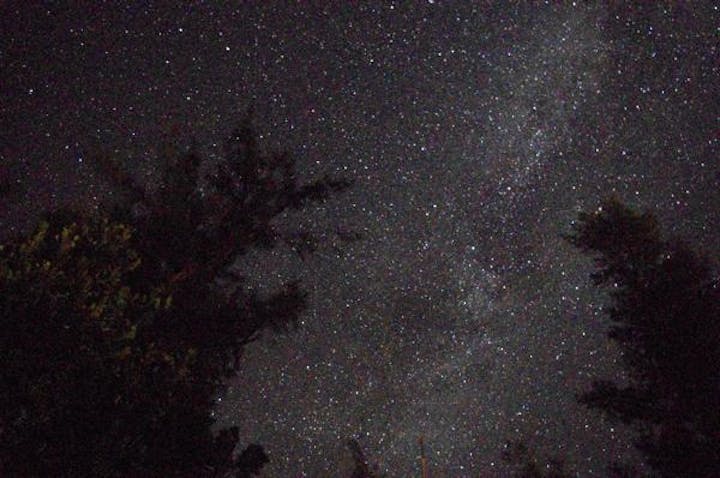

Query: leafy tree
[0,118,353,476]
[567,197,720,477]
[0,213,191,475]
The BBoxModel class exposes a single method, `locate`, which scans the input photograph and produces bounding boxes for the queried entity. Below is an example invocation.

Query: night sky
[2,2,719,476]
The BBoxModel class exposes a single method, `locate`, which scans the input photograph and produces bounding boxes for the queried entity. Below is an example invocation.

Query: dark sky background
[2,2,719,476]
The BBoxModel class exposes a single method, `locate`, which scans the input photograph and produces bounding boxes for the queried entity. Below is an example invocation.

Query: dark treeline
[1,117,718,476]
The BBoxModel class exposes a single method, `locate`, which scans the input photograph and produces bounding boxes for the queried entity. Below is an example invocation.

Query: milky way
[3,2,718,476]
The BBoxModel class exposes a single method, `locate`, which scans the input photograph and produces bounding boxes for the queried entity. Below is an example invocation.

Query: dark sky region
[2,2,719,476]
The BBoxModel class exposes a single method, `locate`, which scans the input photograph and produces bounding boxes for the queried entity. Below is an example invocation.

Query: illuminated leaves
[1,214,154,357]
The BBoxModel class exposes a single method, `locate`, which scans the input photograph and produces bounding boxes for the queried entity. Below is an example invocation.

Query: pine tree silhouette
[568,197,720,477]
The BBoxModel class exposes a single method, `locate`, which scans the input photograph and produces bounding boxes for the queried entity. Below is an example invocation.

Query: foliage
[103,116,354,281]
[568,197,720,477]
[0,118,352,476]
[235,442,269,478]
[0,213,204,475]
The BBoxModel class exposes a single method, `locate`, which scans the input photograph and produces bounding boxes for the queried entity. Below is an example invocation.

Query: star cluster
[2,2,718,476]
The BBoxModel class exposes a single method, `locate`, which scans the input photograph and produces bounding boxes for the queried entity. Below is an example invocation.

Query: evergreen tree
[567,197,720,477]
[0,118,353,476]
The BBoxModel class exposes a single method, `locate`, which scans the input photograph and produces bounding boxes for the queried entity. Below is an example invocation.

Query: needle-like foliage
[568,198,720,477]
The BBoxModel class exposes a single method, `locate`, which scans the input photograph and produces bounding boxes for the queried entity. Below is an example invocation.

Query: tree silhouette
[0,117,353,476]
[346,439,386,478]
[236,442,270,478]
[567,197,720,477]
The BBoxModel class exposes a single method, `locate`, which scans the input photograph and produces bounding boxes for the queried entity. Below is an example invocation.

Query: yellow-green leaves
[60,223,79,253]
[115,345,132,360]
[150,289,173,310]
[21,220,49,254]
[122,324,137,341]
[0,213,163,366]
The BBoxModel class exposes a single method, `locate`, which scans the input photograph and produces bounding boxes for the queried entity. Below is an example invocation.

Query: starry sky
[2,2,719,476]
